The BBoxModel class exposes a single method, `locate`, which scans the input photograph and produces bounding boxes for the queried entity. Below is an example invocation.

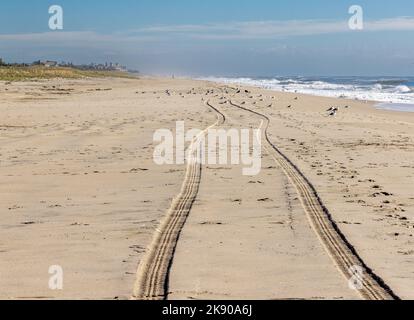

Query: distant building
[73,62,127,72]
[41,60,59,67]
[27,59,128,72]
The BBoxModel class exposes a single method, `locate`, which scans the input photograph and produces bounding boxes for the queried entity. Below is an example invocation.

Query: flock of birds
[142,87,350,118]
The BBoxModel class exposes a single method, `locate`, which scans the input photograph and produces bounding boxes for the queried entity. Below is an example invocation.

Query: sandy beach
[0,77,413,300]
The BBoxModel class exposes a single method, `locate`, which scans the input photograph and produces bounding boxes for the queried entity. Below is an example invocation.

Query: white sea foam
[201,76,414,110]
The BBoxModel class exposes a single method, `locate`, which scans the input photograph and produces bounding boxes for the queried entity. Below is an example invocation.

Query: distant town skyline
[0,57,128,72]
[1,0,414,76]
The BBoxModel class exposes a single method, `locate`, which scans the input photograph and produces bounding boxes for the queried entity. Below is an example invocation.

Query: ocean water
[202,76,414,112]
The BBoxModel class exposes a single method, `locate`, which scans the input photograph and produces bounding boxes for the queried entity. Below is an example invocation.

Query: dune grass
[0,66,136,82]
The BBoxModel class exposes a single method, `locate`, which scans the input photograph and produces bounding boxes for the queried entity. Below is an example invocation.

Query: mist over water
[203,76,414,112]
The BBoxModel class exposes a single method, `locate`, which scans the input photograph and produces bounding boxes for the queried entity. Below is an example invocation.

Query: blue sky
[1,0,414,76]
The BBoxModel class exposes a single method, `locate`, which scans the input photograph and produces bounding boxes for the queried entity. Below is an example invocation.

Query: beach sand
[0,77,412,299]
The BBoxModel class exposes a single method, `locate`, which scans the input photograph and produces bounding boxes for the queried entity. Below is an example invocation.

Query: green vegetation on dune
[0,66,136,81]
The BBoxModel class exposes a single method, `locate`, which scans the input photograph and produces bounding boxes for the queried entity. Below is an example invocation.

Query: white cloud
[134,20,347,39]
[132,16,414,39]
[365,16,414,31]
[0,16,413,45]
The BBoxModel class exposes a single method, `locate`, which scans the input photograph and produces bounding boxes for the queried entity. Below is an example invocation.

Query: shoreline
[376,102,414,112]
[199,76,414,113]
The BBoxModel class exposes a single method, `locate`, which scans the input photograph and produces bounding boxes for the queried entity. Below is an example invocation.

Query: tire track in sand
[132,101,225,300]
[226,99,399,300]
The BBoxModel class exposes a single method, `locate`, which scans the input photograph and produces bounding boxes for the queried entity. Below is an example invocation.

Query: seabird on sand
[327,106,339,112]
